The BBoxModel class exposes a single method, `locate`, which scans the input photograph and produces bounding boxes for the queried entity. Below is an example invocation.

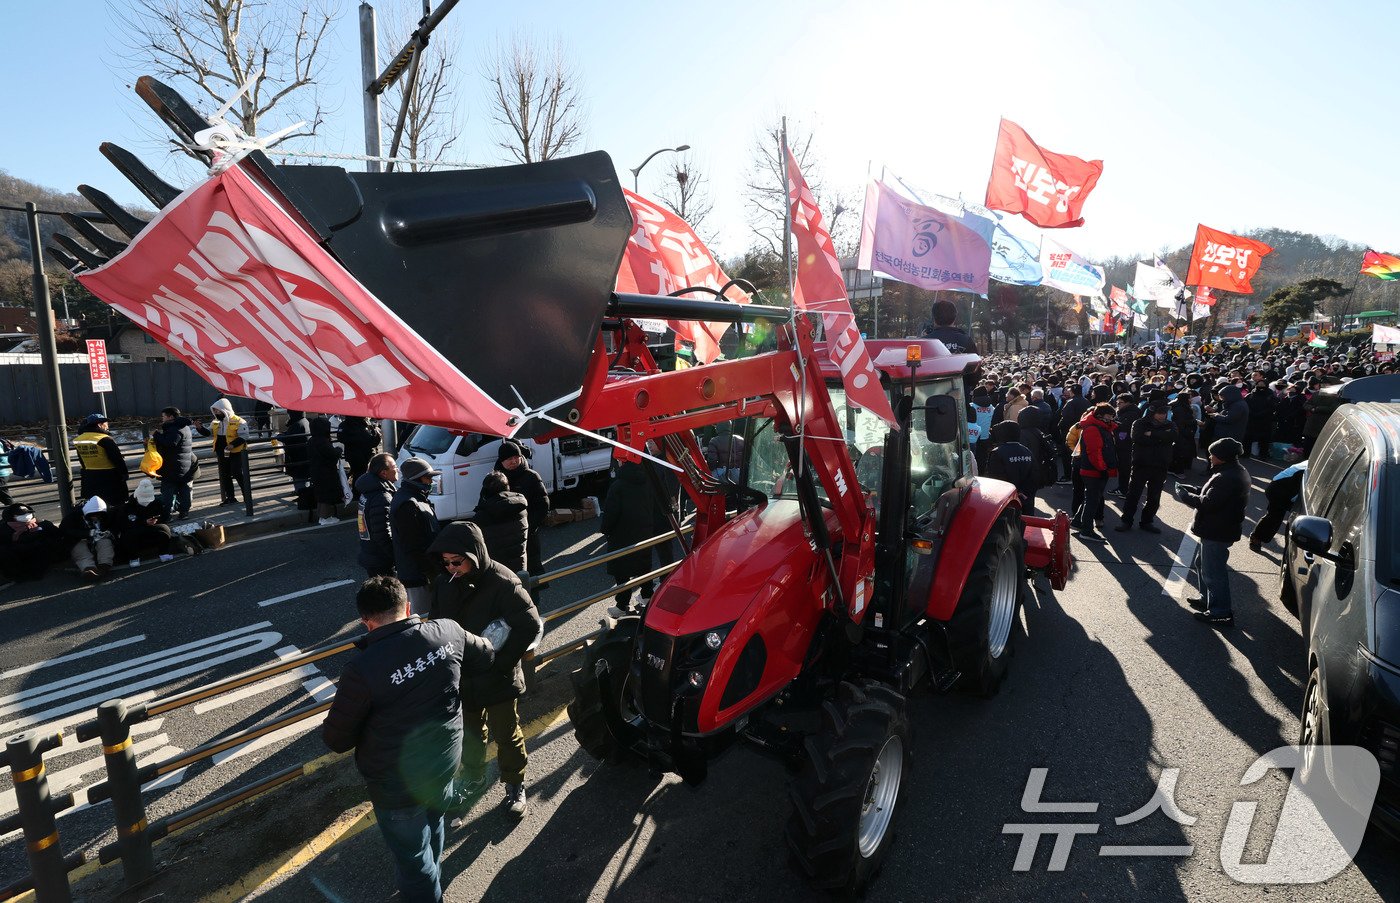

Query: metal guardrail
[0,524,692,900]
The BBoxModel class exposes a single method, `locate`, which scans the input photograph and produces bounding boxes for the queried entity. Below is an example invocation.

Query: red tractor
[561,312,1071,895]
[56,77,1072,897]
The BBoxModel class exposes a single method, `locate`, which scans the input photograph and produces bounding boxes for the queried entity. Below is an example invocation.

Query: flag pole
[780,117,807,478]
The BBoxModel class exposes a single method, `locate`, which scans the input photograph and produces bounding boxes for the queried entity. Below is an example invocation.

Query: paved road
[3,459,1399,901]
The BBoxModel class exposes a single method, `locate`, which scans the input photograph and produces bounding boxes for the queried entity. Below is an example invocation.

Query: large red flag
[785,147,897,426]
[1188,225,1273,294]
[614,189,749,363]
[984,118,1103,228]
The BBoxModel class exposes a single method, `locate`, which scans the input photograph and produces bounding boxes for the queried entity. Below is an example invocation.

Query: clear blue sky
[1,0,1393,266]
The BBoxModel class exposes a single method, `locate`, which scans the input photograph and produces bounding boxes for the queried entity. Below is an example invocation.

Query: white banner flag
[1040,237,1105,296]
[1135,260,1184,310]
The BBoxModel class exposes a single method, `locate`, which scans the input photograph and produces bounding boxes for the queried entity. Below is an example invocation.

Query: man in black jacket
[985,421,1038,510]
[1116,404,1177,534]
[391,458,442,615]
[471,472,529,574]
[428,521,541,820]
[1176,438,1250,626]
[153,407,195,520]
[356,453,398,578]
[494,439,550,581]
[322,577,494,903]
[74,413,129,510]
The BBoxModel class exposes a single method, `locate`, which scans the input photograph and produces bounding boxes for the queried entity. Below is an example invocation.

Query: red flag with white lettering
[614,189,748,364]
[984,118,1103,229]
[1188,225,1273,293]
[785,147,897,426]
[76,164,522,435]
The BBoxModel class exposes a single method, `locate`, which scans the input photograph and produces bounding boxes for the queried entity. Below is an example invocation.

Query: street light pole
[630,144,690,193]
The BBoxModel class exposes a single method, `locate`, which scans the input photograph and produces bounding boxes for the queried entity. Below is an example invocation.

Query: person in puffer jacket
[427,521,541,820]
[355,453,398,578]
[471,472,529,575]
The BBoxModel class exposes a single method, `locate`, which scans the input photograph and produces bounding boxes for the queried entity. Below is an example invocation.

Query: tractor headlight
[704,631,724,651]
[687,671,706,688]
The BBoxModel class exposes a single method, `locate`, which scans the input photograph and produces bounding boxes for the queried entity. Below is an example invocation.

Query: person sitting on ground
[427,521,541,822]
[471,471,529,576]
[0,503,66,582]
[61,496,116,580]
[118,478,174,565]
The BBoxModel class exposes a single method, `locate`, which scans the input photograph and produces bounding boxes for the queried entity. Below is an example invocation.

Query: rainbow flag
[1362,249,1400,280]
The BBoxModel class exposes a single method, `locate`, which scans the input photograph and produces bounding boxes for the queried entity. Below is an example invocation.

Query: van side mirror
[924,395,960,444]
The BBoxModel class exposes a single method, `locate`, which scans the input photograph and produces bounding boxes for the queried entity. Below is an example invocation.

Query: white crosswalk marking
[0,635,147,681]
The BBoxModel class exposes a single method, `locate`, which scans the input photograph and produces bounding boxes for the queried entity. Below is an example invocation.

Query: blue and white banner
[1039,236,1105,296]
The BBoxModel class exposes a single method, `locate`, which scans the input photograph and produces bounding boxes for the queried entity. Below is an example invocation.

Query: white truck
[395,425,614,521]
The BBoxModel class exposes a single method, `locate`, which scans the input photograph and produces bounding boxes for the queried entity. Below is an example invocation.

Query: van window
[403,425,457,457]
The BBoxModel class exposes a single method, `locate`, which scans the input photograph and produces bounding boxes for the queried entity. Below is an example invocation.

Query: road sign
[85,339,112,393]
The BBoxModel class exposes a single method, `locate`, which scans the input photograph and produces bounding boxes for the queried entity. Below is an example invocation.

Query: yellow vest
[217,414,246,452]
[75,431,117,471]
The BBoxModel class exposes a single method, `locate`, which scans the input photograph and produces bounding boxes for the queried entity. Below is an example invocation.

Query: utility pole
[25,203,75,518]
[359,2,397,451]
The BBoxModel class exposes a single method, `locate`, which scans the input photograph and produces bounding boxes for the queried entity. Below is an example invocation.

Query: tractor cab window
[908,379,966,518]
[744,387,893,508]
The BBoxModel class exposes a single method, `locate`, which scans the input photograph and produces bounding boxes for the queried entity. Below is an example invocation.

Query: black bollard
[6,730,72,902]
[95,699,155,886]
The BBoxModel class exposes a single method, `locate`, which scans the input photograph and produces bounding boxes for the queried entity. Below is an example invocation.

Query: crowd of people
[968,328,1388,626]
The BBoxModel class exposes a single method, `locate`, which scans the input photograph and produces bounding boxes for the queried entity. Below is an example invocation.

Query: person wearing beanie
[494,440,550,583]
[119,478,174,565]
[390,457,443,614]
[985,420,1038,511]
[1116,403,1176,534]
[61,495,116,580]
[1175,438,1250,626]
[74,413,129,510]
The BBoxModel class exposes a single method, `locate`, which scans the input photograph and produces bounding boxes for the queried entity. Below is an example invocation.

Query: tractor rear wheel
[949,509,1024,696]
[786,679,910,898]
[568,614,644,763]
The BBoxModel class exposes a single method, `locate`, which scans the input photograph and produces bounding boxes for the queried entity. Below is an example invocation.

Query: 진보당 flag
[1188,225,1273,293]
[984,118,1104,229]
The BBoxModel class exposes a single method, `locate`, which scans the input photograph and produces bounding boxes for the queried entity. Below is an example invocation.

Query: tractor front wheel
[567,614,644,763]
[786,679,910,898]
[949,509,1025,696]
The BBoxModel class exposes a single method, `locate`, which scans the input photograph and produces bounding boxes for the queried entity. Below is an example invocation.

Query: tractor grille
[1362,718,1400,783]
[638,628,679,726]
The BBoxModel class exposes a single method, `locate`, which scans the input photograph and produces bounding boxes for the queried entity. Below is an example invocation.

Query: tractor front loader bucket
[51,76,633,437]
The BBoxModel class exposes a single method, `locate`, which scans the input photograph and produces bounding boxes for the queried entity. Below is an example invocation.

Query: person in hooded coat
[1015,406,1057,493]
[1207,384,1249,445]
[427,521,540,819]
[307,417,346,524]
[391,457,442,615]
[0,503,66,581]
[118,478,174,562]
[1168,392,1199,474]
[471,471,529,575]
[338,417,383,491]
[274,410,313,510]
[1243,379,1278,459]
[196,398,250,506]
[61,496,116,579]
[601,459,663,612]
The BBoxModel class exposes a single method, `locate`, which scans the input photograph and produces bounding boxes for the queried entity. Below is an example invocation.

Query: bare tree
[115,0,337,139]
[484,35,585,163]
[656,155,713,230]
[379,0,462,171]
[745,121,821,255]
